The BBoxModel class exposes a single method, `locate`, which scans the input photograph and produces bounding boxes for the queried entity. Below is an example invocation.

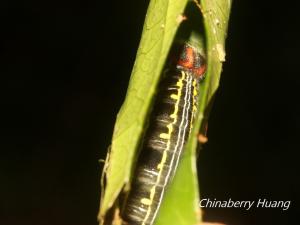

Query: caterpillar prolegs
[121,42,206,225]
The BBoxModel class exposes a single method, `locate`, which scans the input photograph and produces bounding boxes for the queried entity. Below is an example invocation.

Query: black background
[1,1,299,225]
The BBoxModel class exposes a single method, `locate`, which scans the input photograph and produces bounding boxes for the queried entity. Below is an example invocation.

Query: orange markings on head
[178,46,195,69]
[194,62,207,79]
[169,43,207,80]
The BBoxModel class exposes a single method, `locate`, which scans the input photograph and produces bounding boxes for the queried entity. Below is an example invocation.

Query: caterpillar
[121,42,206,225]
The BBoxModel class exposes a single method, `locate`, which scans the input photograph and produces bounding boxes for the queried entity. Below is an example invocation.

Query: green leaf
[98,0,232,224]
[99,0,189,219]
[200,0,232,105]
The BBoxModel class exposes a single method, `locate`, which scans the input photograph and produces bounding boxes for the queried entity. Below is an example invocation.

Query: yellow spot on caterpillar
[159,133,170,139]
[141,198,151,205]
[193,80,198,96]
[171,94,178,100]
[170,113,177,119]
[157,151,167,169]
[170,92,180,119]
[157,163,162,170]
[150,186,155,199]
[167,123,173,131]
[176,79,183,87]
[193,88,198,96]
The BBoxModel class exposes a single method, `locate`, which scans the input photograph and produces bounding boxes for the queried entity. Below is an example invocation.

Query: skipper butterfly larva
[122,42,206,225]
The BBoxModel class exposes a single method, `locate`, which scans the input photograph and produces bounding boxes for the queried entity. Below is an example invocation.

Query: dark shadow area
[198,1,300,225]
[1,1,299,225]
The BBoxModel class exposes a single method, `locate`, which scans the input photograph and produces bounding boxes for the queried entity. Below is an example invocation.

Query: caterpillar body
[122,43,206,225]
